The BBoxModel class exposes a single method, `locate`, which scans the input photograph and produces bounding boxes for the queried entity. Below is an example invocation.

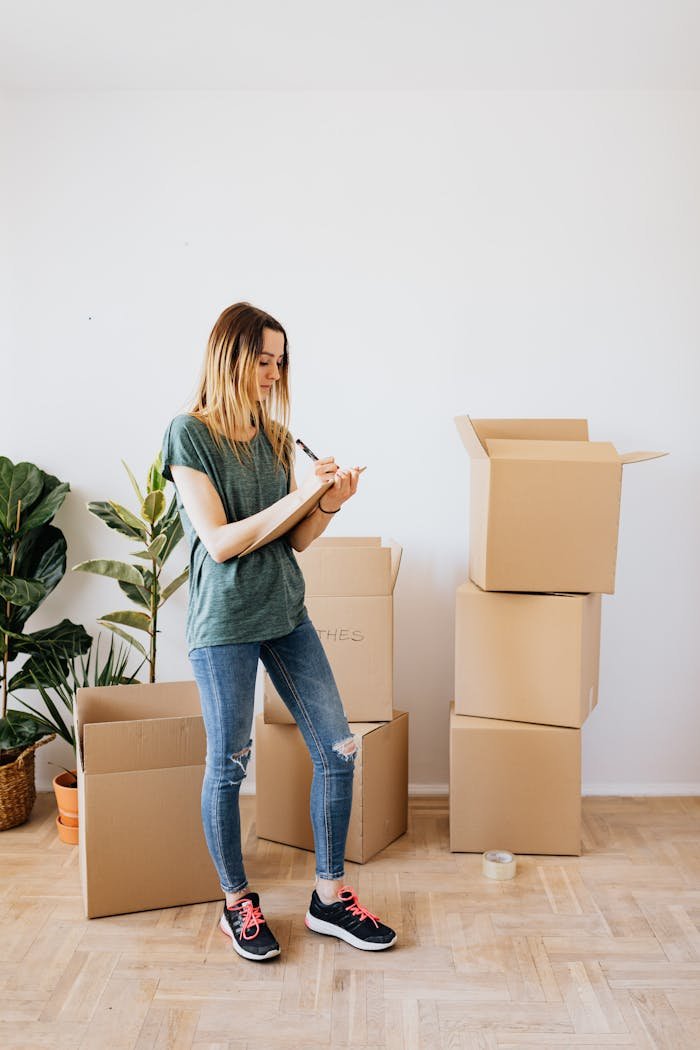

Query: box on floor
[455,416,665,594]
[449,703,581,856]
[264,537,402,724]
[75,680,221,919]
[455,580,601,728]
[255,709,408,864]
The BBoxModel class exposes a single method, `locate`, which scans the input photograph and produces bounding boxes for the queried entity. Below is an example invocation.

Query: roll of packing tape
[482,850,517,880]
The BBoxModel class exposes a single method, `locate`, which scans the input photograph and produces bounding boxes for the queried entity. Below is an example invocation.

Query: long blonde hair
[187,302,293,474]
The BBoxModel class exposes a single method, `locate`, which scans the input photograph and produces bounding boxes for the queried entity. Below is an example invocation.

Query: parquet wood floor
[2,794,699,1049]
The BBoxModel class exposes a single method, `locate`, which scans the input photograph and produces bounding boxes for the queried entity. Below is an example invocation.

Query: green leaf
[6,620,92,690]
[19,482,70,534]
[156,496,184,565]
[0,574,47,606]
[72,558,145,587]
[88,631,145,685]
[121,459,144,506]
[13,526,67,627]
[97,621,149,659]
[117,579,152,608]
[0,458,45,533]
[148,451,167,493]
[0,710,50,752]
[108,500,148,538]
[86,500,144,540]
[141,490,166,525]
[159,566,189,604]
[99,610,152,633]
[12,691,73,748]
[132,534,167,563]
[9,651,69,691]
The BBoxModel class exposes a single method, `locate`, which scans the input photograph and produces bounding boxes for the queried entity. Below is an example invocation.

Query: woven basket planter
[0,733,55,831]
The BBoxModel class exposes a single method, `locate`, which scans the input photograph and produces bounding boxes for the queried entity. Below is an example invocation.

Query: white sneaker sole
[304,911,397,951]
[218,915,280,961]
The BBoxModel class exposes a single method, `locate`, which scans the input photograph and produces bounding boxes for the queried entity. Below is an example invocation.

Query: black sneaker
[305,885,397,951]
[219,891,280,961]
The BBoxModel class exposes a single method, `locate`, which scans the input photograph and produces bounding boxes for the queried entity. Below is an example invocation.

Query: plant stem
[149,532,157,684]
[2,499,22,719]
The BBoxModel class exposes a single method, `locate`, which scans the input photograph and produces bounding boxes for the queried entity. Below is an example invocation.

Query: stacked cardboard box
[449,417,665,856]
[256,537,409,862]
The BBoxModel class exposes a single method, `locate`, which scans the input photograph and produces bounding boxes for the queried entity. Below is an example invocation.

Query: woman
[161,302,397,962]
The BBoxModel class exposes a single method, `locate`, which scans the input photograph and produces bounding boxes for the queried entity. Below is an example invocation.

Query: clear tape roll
[482,849,517,880]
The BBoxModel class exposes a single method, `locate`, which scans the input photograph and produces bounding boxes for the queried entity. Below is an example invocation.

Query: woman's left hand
[319,466,362,512]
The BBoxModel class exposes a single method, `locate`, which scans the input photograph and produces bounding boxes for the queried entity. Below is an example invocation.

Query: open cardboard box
[264,537,402,724]
[449,703,581,856]
[75,681,221,919]
[255,710,408,863]
[455,580,601,728]
[455,416,666,594]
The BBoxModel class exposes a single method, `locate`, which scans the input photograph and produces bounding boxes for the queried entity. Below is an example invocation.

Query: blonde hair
[187,302,293,474]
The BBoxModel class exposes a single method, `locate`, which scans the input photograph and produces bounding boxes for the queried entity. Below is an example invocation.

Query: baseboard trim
[240,781,700,798]
[581,782,700,796]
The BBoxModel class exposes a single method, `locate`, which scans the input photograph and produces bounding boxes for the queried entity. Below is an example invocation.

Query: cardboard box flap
[454,416,489,459]
[618,450,668,465]
[471,417,589,445]
[388,539,402,590]
[310,537,382,548]
[455,416,590,458]
[485,439,620,463]
[349,710,406,739]
[83,714,206,774]
[297,537,402,595]
[75,681,202,748]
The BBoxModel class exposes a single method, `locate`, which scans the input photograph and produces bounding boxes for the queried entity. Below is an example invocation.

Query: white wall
[2,90,698,794]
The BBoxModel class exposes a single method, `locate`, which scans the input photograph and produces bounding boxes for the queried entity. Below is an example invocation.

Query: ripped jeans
[188,614,357,894]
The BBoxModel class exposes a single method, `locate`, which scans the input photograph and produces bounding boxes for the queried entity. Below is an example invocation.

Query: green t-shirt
[161,413,307,652]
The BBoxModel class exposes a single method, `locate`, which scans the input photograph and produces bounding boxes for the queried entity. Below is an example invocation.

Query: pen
[296,437,367,474]
[295,438,319,462]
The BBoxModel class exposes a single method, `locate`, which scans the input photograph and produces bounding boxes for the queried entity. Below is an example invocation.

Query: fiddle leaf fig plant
[0,457,92,752]
[72,452,188,683]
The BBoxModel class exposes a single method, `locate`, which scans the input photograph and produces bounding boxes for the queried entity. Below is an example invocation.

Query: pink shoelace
[338,886,380,928]
[228,897,266,940]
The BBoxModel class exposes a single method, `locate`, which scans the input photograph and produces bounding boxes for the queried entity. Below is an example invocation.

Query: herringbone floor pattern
[1,793,700,1049]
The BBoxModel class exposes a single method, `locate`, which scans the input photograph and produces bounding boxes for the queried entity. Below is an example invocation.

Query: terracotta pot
[55,814,79,845]
[52,769,78,828]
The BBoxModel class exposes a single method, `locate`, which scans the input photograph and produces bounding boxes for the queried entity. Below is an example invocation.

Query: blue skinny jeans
[189,615,357,894]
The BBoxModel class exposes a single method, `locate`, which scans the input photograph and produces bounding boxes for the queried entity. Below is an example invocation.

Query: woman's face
[256,327,286,401]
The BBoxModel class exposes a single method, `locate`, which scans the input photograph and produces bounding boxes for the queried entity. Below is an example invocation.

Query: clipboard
[238,477,335,557]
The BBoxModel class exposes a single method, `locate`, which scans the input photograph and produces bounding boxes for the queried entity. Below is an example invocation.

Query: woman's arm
[287,463,361,553]
[169,464,329,562]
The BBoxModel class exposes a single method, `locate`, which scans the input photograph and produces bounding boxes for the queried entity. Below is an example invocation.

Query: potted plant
[72,453,188,681]
[14,631,145,843]
[0,457,92,831]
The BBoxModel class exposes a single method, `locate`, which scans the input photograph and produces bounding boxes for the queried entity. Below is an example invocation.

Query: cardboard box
[264,537,402,724]
[449,703,581,855]
[455,416,665,594]
[455,580,601,728]
[75,681,221,919]
[255,710,408,863]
